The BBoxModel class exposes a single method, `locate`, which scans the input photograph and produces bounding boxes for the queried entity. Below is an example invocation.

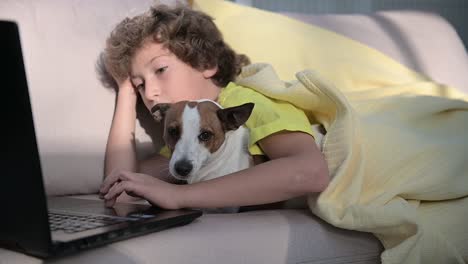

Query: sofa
[1,0,467,263]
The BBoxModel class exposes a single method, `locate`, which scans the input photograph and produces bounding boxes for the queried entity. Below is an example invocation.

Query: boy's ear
[217,103,255,131]
[151,103,171,122]
[202,66,218,79]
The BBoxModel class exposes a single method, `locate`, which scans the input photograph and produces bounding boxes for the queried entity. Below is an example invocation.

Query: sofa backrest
[0,0,158,195]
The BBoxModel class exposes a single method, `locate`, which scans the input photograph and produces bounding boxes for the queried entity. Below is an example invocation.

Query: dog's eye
[168,127,179,138]
[198,131,213,142]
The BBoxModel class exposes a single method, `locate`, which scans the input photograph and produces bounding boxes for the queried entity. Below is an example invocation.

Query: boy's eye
[136,83,144,91]
[156,66,168,74]
[198,131,213,142]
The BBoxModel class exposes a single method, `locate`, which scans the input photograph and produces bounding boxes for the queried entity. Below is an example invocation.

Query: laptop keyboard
[48,212,129,233]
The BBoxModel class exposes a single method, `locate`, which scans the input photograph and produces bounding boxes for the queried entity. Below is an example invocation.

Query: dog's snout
[174,159,193,177]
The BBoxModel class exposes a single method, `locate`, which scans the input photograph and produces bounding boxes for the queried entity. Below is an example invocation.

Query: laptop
[0,21,202,259]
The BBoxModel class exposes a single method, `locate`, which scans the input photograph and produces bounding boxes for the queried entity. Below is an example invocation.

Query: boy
[99,4,329,209]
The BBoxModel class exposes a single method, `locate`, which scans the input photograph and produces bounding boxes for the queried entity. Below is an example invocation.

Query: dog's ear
[217,103,255,131]
[151,103,171,122]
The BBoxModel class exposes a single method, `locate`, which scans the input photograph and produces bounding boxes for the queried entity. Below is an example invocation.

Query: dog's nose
[174,160,193,177]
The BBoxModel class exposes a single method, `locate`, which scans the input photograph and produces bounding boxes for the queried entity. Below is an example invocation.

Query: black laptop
[0,21,202,259]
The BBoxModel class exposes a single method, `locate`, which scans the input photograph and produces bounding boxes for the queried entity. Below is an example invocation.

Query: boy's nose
[144,87,159,101]
[143,81,161,100]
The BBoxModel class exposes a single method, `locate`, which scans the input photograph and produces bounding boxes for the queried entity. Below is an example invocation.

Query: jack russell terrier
[151,99,325,213]
[151,100,255,213]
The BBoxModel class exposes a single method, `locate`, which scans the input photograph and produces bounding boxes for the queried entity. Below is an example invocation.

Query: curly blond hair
[101,4,250,87]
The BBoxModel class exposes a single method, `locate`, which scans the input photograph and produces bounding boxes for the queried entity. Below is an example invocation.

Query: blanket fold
[237,63,468,264]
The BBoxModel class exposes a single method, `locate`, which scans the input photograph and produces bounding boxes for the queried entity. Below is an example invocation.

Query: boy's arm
[101,131,329,209]
[179,131,329,208]
[104,79,180,203]
[104,78,138,176]
[103,79,139,203]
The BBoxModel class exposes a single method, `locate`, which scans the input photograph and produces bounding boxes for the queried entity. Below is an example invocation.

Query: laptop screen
[0,21,52,256]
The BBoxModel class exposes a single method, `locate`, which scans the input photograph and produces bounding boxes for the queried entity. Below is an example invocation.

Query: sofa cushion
[0,195,382,264]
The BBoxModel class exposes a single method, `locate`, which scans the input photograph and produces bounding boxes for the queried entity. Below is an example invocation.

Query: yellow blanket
[237,63,468,263]
[194,1,468,263]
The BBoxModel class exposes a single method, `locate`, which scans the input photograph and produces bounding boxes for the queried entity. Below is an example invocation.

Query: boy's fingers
[103,183,123,207]
[100,170,131,194]
[104,198,116,208]
[99,183,111,195]
[104,181,142,206]
[104,182,121,201]
[100,169,118,193]
[105,181,133,203]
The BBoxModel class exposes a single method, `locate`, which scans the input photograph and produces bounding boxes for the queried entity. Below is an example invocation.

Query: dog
[151,100,255,213]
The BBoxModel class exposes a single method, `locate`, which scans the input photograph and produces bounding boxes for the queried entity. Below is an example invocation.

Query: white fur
[187,126,253,184]
[169,104,212,179]
[168,100,253,213]
[169,101,253,184]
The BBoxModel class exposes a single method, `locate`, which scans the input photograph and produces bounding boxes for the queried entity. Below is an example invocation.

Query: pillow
[193,0,444,93]
[279,11,468,94]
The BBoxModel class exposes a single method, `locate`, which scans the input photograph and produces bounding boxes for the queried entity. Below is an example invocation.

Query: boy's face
[130,40,219,112]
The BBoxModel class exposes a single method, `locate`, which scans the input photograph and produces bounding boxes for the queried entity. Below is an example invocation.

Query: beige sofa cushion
[0,196,383,264]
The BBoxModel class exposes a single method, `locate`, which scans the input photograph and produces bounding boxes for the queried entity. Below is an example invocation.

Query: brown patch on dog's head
[197,101,255,153]
[187,101,198,108]
[158,101,187,152]
[157,100,255,154]
[217,103,254,131]
[196,101,226,153]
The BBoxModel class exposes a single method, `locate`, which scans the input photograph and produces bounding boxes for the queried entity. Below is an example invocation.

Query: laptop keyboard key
[48,212,129,233]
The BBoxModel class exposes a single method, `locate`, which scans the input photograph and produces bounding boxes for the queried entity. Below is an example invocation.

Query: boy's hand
[117,78,137,101]
[99,170,183,209]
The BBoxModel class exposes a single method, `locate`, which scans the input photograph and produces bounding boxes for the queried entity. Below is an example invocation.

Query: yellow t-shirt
[160,82,314,157]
